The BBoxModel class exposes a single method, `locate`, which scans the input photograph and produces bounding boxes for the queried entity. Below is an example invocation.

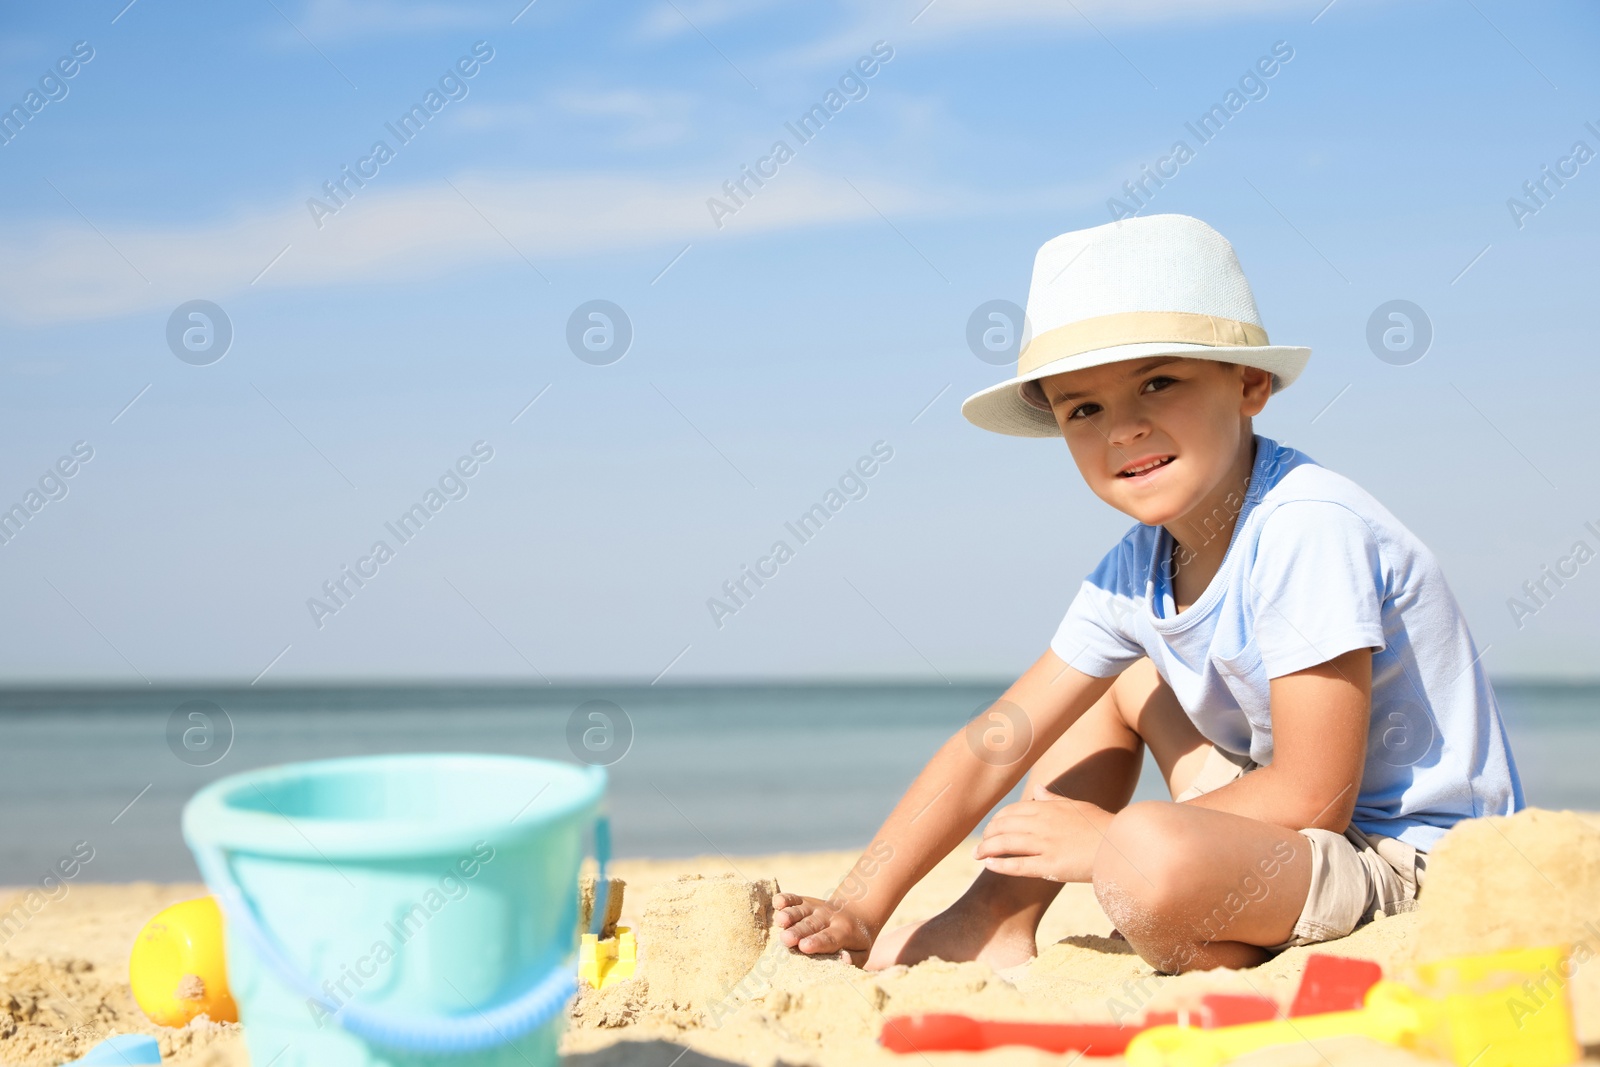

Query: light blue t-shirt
[1050,433,1523,852]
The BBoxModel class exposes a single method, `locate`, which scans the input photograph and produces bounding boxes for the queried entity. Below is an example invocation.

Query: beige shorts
[1174,743,1427,953]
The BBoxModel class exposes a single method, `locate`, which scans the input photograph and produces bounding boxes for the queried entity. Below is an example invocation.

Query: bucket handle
[197,814,611,1056]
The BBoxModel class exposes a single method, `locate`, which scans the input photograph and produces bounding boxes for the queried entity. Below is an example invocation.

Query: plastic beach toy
[63,1033,162,1064]
[881,961,1355,1055]
[129,896,238,1027]
[1288,953,1383,1016]
[1402,944,1581,1067]
[1124,945,1581,1067]
[183,753,609,1067]
[1125,985,1418,1067]
[1142,993,1278,1029]
[881,1014,1140,1056]
[579,927,636,990]
[881,992,1280,1057]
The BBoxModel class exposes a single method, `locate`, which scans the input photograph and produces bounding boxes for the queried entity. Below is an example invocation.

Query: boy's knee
[1092,801,1200,924]
[1092,812,1209,974]
[1101,801,1199,873]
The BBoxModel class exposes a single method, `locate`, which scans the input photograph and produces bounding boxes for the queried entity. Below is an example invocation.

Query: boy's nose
[1105,418,1152,453]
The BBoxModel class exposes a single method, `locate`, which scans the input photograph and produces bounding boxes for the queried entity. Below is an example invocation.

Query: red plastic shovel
[879,956,1384,1055]
[881,993,1281,1055]
[880,1014,1139,1056]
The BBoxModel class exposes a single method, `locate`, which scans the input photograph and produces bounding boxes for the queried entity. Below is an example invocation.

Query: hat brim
[960,341,1312,438]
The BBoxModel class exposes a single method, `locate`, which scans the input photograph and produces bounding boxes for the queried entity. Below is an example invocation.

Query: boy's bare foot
[867,903,1039,970]
[772,893,874,966]
[864,870,1059,971]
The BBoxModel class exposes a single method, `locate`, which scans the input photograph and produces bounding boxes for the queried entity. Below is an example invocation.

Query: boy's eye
[1063,376,1177,420]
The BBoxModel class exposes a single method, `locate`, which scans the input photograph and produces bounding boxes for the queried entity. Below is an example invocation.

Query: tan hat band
[1017,310,1270,376]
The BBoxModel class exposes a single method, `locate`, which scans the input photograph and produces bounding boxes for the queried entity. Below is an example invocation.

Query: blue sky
[1,0,1597,684]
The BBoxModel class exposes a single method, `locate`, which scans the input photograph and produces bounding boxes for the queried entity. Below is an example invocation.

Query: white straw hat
[961,214,1310,437]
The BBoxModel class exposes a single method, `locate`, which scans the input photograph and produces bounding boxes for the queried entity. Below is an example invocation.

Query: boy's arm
[774,649,1115,961]
[1181,645,1373,832]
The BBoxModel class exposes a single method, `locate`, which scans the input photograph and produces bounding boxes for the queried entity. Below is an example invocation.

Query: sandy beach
[4,808,1599,1067]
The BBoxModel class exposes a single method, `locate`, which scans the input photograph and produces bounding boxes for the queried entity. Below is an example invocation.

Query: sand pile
[1408,808,1600,1043]
[0,954,238,1067]
[643,874,779,1016]
[570,873,783,1032]
[567,873,1058,1063]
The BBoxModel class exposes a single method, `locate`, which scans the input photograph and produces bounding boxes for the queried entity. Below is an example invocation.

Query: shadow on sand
[566,1038,742,1067]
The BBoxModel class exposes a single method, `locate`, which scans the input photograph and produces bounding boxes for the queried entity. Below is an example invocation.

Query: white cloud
[766,0,1320,71]
[457,89,698,149]
[554,88,696,148]
[554,88,681,121]
[291,0,500,40]
[912,0,1296,27]
[0,162,1110,324]
[0,168,958,324]
[634,0,791,41]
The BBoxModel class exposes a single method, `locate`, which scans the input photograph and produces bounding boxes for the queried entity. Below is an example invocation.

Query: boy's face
[1036,357,1271,527]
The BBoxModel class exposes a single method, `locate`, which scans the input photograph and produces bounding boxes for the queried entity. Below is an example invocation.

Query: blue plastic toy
[183,752,608,1067]
[65,1033,162,1064]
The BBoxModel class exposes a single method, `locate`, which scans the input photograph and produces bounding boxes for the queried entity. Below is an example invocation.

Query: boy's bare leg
[1091,798,1313,973]
[867,657,1212,970]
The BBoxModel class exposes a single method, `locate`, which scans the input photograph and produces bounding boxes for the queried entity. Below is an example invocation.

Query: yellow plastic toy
[1402,944,1581,1067]
[1125,983,1416,1067]
[579,926,637,990]
[129,896,238,1027]
[1125,944,1579,1067]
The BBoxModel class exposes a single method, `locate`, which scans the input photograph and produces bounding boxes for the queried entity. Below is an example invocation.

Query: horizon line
[0,672,1595,692]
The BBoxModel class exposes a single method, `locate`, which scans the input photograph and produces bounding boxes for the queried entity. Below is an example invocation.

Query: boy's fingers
[773,901,812,927]
[980,813,1016,839]
[784,909,834,943]
[975,832,1038,859]
[983,812,1030,837]
[777,921,813,947]
[981,854,1039,878]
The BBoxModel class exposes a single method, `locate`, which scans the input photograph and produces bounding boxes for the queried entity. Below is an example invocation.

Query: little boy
[774,214,1523,975]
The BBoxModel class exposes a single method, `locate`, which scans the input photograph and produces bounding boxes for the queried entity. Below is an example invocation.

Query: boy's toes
[778,911,828,947]
[772,896,811,928]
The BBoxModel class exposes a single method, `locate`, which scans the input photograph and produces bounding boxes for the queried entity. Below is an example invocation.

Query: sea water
[0,680,1593,884]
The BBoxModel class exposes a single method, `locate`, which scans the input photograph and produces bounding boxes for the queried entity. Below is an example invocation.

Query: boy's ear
[1237,363,1273,416]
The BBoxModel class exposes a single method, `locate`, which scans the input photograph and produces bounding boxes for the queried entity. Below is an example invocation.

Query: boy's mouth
[1117,454,1175,479]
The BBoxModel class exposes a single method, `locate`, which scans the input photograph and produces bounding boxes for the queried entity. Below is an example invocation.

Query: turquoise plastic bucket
[183,753,607,1067]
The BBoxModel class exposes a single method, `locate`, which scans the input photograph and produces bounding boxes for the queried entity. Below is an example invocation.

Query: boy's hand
[772,892,874,966]
[974,792,1113,883]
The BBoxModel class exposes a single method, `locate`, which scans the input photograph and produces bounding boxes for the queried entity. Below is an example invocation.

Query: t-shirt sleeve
[1049,540,1146,678]
[1248,501,1387,678]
